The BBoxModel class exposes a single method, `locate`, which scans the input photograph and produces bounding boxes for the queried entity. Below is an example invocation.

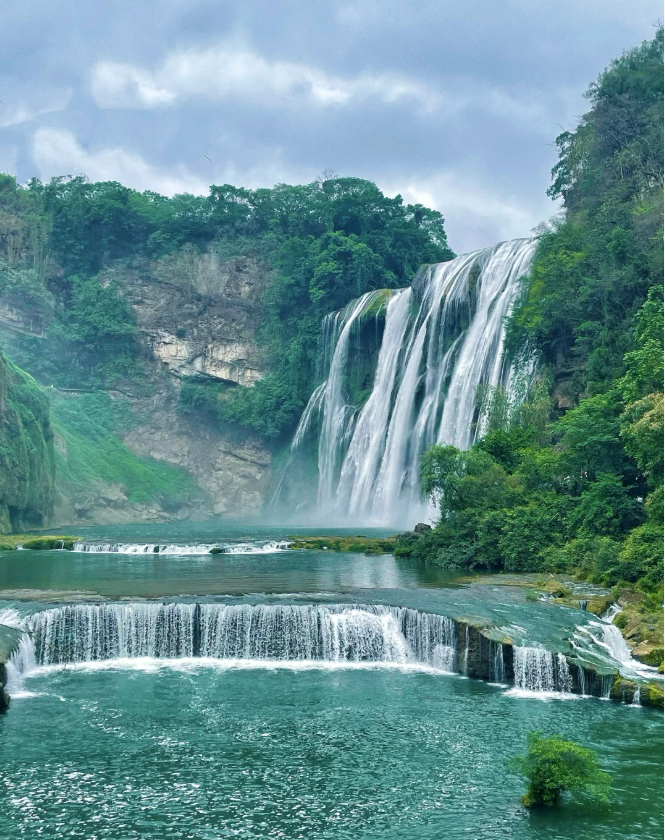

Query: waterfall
[311,290,392,509]
[21,603,457,671]
[488,640,505,683]
[286,238,537,525]
[577,665,587,696]
[513,647,572,694]
[585,608,661,679]
[71,541,291,555]
[462,625,470,675]
[556,652,573,693]
[31,604,197,663]
[5,633,37,694]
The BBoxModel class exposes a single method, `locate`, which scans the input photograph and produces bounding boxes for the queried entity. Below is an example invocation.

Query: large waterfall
[284,238,537,525]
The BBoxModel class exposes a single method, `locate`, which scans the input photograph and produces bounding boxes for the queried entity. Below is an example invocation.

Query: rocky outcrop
[116,252,269,387]
[451,616,662,709]
[53,481,194,526]
[150,334,262,387]
[0,624,21,712]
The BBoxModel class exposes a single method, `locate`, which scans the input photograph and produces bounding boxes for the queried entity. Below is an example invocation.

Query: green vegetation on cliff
[1,174,453,439]
[0,350,55,533]
[413,32,663,601]
[50,391,196,510]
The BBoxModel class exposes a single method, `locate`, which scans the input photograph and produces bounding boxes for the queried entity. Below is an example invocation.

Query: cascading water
[488,640,506,683]
[285,238,538,525]
[20,603,457,671]
[571,605,662,682]
[6,603,654,704]
[71,541,291,555]
[513,646,572,694]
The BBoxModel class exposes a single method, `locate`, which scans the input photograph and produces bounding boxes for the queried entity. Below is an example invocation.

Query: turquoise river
[0,523,662,839]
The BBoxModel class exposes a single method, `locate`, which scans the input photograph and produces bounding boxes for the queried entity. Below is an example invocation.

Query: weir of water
[71,541,291,555]
[22,603,457,670]
[6,602,648,704]
[513,647,573,694]
[284,238,538,525]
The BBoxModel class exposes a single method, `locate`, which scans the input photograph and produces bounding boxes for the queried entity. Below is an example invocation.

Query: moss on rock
[643,682,664,710]
[288,535,397,554]
[0,350,55,533]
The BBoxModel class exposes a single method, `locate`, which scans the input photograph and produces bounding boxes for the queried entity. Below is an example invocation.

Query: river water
[0,523,662,839]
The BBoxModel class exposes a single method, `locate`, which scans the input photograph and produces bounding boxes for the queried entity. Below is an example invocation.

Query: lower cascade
[22,603,457,670]
[5,603,654,706]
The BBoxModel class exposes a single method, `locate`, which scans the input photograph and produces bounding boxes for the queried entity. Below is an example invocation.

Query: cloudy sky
[0,1,659,252]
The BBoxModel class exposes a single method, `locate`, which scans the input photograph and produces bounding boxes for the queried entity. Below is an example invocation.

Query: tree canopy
[511,733,611,807]
[0,173,453,433]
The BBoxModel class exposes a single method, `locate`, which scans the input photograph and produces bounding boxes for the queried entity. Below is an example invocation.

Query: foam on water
[16,603,457,676]
[71,540,292,555]
[0,607,25,629]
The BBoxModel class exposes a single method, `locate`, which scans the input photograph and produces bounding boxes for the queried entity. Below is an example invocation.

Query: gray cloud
[0,0,659,252]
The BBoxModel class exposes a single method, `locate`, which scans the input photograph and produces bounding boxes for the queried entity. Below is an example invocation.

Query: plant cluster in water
[511,732,612,807]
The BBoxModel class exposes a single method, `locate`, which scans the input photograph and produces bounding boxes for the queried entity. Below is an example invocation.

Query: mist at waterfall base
[276,238,537,527]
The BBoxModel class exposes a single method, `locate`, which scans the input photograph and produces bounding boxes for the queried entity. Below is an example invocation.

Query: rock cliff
[116,251,268,387]
[0,247,274,527]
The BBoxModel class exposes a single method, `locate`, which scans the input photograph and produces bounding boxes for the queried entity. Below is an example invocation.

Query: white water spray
[286,238,537,525]
[18,603,457,672]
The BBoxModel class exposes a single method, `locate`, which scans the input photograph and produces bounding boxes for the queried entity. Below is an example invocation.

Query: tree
[511,732,611,807]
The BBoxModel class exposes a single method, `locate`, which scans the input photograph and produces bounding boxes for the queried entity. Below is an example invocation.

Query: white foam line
[21,657,457,678]
[0,608,26,629]
[504,688,581,701]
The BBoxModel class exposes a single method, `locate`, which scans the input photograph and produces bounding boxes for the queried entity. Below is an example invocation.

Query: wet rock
[413,523,432,535]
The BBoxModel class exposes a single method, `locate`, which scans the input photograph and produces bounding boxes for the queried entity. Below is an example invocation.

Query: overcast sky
[0,1,659,253]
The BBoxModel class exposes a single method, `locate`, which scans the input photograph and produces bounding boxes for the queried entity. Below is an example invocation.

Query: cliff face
[122,389,271,519]
[113,250,273,520]
[0,351,55,533]
[0,248,274,527]
[117,251,268,387]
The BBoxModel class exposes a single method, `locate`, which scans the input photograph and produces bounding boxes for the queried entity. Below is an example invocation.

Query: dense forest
[0,173,453,438]
[403,31,663,603]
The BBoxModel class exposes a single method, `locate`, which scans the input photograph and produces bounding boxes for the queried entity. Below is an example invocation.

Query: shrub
[511,732,611,807]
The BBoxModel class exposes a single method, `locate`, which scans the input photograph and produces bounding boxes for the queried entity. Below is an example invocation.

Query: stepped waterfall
[14,603,457,672]
[7,602,646,702]
[284,238,538,525]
